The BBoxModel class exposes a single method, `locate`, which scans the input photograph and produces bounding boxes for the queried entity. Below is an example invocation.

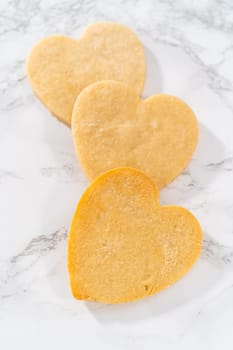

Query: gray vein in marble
[206,156,233,171]
[202,233,233,266]
[41,165,74,178]
[0,59,27,111]
[0,169,23,183]
[134,2,233,113]
[156,32,233,97]
[40,164,78,182]
[0,228,67,298]
[40,152,87,184]
[165,167,204,193]
[10,228,67,264]
[163,154,233,201]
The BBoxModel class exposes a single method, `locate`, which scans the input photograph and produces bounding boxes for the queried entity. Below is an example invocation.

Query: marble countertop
[1,0,233,348]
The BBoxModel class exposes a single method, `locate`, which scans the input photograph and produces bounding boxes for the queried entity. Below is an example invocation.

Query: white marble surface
[1,0,233,348]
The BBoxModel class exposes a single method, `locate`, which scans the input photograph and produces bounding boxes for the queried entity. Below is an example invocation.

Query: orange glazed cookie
[26,22,145,125]
[72,81,198,189]
[68,167,202,304]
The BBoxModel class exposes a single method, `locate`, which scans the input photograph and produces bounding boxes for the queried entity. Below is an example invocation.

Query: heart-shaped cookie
[68,167,202,304]
[72,80,199,188]
[26,22,145,125]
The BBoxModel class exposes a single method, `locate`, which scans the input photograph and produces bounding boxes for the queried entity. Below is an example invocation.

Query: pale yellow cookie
[26,22,145,125]
[68,167,202,304]
[72,81,198,189]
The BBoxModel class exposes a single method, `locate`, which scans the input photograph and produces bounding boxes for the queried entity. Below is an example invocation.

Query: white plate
[1,35,233,338]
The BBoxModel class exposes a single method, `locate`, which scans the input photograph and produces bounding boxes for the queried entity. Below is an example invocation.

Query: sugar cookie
[72,81,198,188]
[27,23,145,125]
[68,167,202,304]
